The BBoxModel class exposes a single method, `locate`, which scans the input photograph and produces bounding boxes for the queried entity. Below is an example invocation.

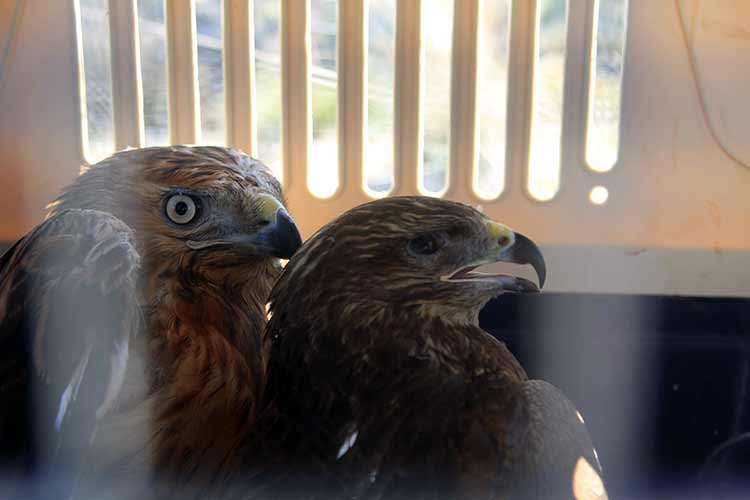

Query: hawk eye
[408,234,441,256]
[165,193,199,225]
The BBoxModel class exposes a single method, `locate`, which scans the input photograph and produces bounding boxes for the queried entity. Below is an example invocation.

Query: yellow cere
[486,221,515,247]
[256,193,285,218]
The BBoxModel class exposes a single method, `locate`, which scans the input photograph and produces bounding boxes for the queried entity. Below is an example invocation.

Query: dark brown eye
[408,235,440,256]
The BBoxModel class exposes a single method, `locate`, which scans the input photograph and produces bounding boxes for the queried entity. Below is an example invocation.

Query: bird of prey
[0,146,301,495]
[248,196,606,499]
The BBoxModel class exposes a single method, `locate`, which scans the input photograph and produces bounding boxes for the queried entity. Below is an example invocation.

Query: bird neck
[144,257,276,476]
[260,311,527,465]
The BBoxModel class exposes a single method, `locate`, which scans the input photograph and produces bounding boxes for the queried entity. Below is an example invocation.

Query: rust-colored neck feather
[144,252,275,478]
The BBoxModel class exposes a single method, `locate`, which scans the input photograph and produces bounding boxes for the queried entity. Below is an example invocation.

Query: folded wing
[503,380,607,500]
[0,209,141,493]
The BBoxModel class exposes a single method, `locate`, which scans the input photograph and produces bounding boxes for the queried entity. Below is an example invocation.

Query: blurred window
[76,0,629,198]
[421,0,453,197]
[138,0,169,146]
[527,0,569,202]
[254,0,283,182]
[195,0,226,146]
[365,0,396,197]
[78,0,116,163]
[308,0,339,199]
[585,0,628,173]
[476,0,512,200]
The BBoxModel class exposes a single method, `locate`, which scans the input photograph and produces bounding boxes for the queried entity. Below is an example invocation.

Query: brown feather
[45,146,285,486]
[242,197,603,500]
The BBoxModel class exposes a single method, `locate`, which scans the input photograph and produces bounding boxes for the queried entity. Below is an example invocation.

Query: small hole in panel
[589,185,609,205]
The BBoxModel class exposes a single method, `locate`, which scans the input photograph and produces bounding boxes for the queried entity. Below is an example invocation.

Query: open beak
[442,221,546,293]
[186,194,303,259]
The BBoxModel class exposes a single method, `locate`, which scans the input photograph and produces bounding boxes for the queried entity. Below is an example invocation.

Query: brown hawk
[0,146,301,496]
[246,196,605,500]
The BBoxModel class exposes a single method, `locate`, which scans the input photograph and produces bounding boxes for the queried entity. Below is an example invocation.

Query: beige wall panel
[0,0,83,240]
[0,0,748,295]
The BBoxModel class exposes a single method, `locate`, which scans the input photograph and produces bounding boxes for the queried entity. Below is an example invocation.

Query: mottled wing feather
[0,209,141,483]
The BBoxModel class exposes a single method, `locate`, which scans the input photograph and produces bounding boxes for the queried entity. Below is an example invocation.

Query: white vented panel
[1,0,750,296]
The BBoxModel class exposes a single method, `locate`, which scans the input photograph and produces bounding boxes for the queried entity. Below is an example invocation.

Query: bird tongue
[446,265,540,293]
[450,265,479,280]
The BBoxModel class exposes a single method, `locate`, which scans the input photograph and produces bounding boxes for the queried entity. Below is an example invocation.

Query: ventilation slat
[77,0,116,163]
[364,0,396,197]
[338,0,365,197]
[421,0,453,197]
[82,0,625,205]
[393,0,422,195]
[526,0,569,202]
[449,0,480,200]
[281,0,310,192]
[308,0,339,199]
[108,0,144,150]
[253,0,283,181]
[476,0,512,200]
[165,0,200,144]
[504,0,533,199]
[195,0,226,145]
[138,0,169,146]
[585,0,628,173]
[561,0,593,198]
[223,0,256,155]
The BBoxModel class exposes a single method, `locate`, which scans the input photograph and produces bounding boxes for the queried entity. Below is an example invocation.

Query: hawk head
[48,146,302,272]
[271,196,545,327]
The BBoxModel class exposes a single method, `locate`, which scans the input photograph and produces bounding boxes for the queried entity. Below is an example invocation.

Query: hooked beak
[186,194,303,259]
[442,221,546,293]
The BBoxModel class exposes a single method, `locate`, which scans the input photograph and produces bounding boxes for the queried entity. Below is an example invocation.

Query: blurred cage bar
[2,0,750,297]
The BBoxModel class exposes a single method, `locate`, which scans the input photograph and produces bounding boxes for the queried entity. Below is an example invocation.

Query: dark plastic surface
[480,293,750,499]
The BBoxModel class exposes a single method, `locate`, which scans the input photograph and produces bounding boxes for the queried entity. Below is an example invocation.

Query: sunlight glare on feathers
[572,457,607,499]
